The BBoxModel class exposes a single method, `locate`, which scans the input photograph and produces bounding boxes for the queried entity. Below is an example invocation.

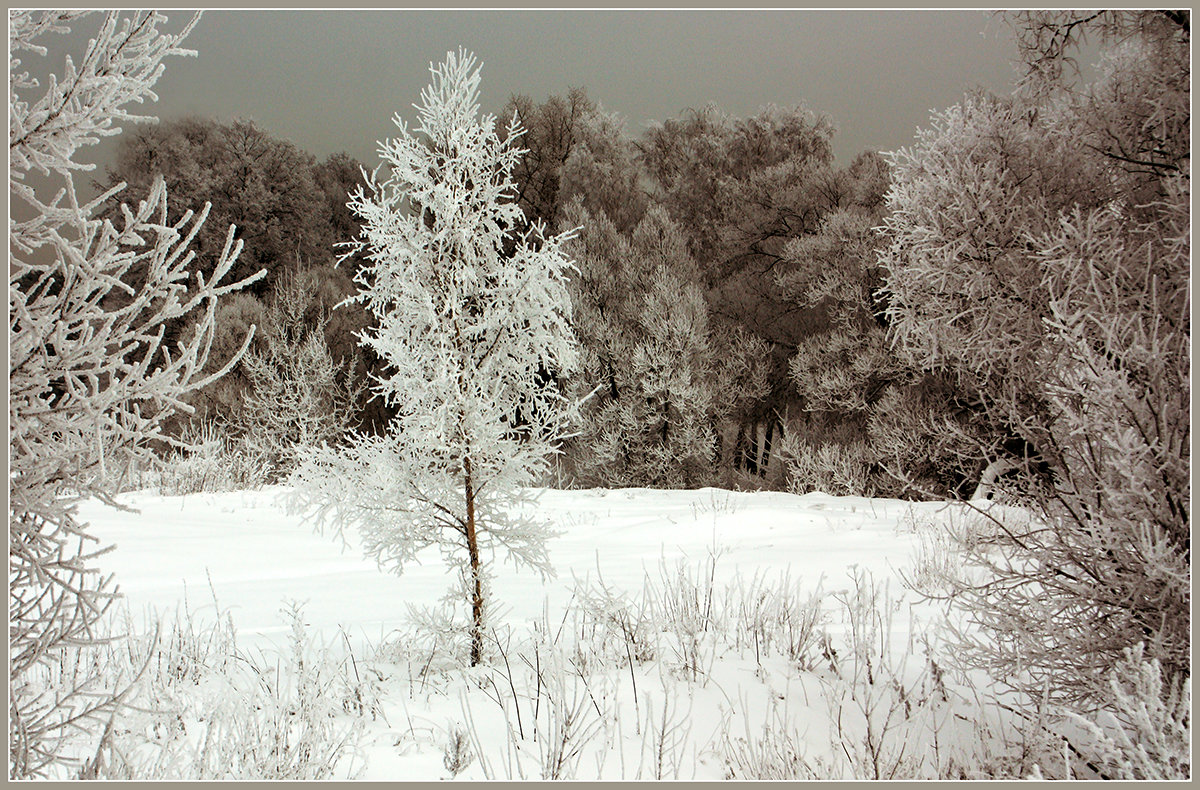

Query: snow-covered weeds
[819,569,946,779]
[57,493,1184,780]
[155,420,273,495]
[78,598,369,779]
[363,553,1030,780]
[719,693,825,779]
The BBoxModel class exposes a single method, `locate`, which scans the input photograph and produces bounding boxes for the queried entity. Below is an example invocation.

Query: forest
[8,9,1190,781]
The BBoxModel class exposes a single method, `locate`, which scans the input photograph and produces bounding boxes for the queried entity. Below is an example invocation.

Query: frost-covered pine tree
[9,10,260,776]
[288,50,579,667]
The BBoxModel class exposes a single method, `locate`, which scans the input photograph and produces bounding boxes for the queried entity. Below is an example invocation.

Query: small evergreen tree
[289,50,579,666]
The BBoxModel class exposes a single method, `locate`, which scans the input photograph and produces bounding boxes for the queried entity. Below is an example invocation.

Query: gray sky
[48,9,1033,178]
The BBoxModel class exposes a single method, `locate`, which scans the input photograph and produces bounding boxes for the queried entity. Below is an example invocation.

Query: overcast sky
[41,9,1038,179]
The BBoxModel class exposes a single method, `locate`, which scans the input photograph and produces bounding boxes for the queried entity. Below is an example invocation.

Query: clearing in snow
[72,485,1003,780]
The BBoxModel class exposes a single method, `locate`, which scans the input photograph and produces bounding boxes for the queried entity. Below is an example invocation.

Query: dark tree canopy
[102,117,366,294]
[101,117,386,434]
[502,87,647,236]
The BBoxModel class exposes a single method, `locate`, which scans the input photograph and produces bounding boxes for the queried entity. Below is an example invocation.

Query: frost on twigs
[878,9,1189,748]
[289,49,579,667]
[9,10,197,178]
[233,270,364,481]
[9,10,262,778]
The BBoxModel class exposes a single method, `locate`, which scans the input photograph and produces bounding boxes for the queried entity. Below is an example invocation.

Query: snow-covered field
[74,486,995,780]
[82,487,935,649]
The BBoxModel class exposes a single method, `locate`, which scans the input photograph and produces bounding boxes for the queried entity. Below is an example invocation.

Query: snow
[76,485,977,780]
[82,487,936,645]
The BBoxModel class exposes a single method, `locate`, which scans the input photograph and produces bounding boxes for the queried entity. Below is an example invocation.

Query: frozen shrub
[533,652,607,780]
[903,528,961,598]
[645,552,723,684]
[720,698,822,779]
[573,573,658,664]
[780,435,876,497]
[1069,645,1190,780]
[442,725,475,777]
[815,569,967,780]
[879,10,1189,719]
[178,292,268,430]
[8,10,260,776]
[728,571,824,668]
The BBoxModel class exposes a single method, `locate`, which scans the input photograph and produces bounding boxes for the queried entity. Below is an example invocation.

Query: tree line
[92,71,972,498]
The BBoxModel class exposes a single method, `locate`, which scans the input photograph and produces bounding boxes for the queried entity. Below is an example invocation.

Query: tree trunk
[463,455,484,666]
[734,422,750,474]
[761,420,774,476]
[971,457,1019,501]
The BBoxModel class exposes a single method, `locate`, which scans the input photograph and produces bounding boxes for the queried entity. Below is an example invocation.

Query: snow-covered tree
[639,104,865,484]
[288,50,579,667]
[880,10,1189,712]
[555,103,648,235]
[775,153,984,499]
[563,201,738,488]
[9,10,260,776]
[233,270,363,481]
[639,103,835,283]
[101,118,384,434]
[101,117,332,294]
[502,87,648,236]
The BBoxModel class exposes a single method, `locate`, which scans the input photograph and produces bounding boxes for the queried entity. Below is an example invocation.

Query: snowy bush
[780,436,876,497]
[441,724,475,777]
[647,553,723,684]
[819,570,933,779]
[879,10,1189,719]
[573,571,658,665]
[902,527,962,599]
[1068,644,1190,780]
[8,10,261,776]
[719,696,825,779]
[727,570,825,669]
